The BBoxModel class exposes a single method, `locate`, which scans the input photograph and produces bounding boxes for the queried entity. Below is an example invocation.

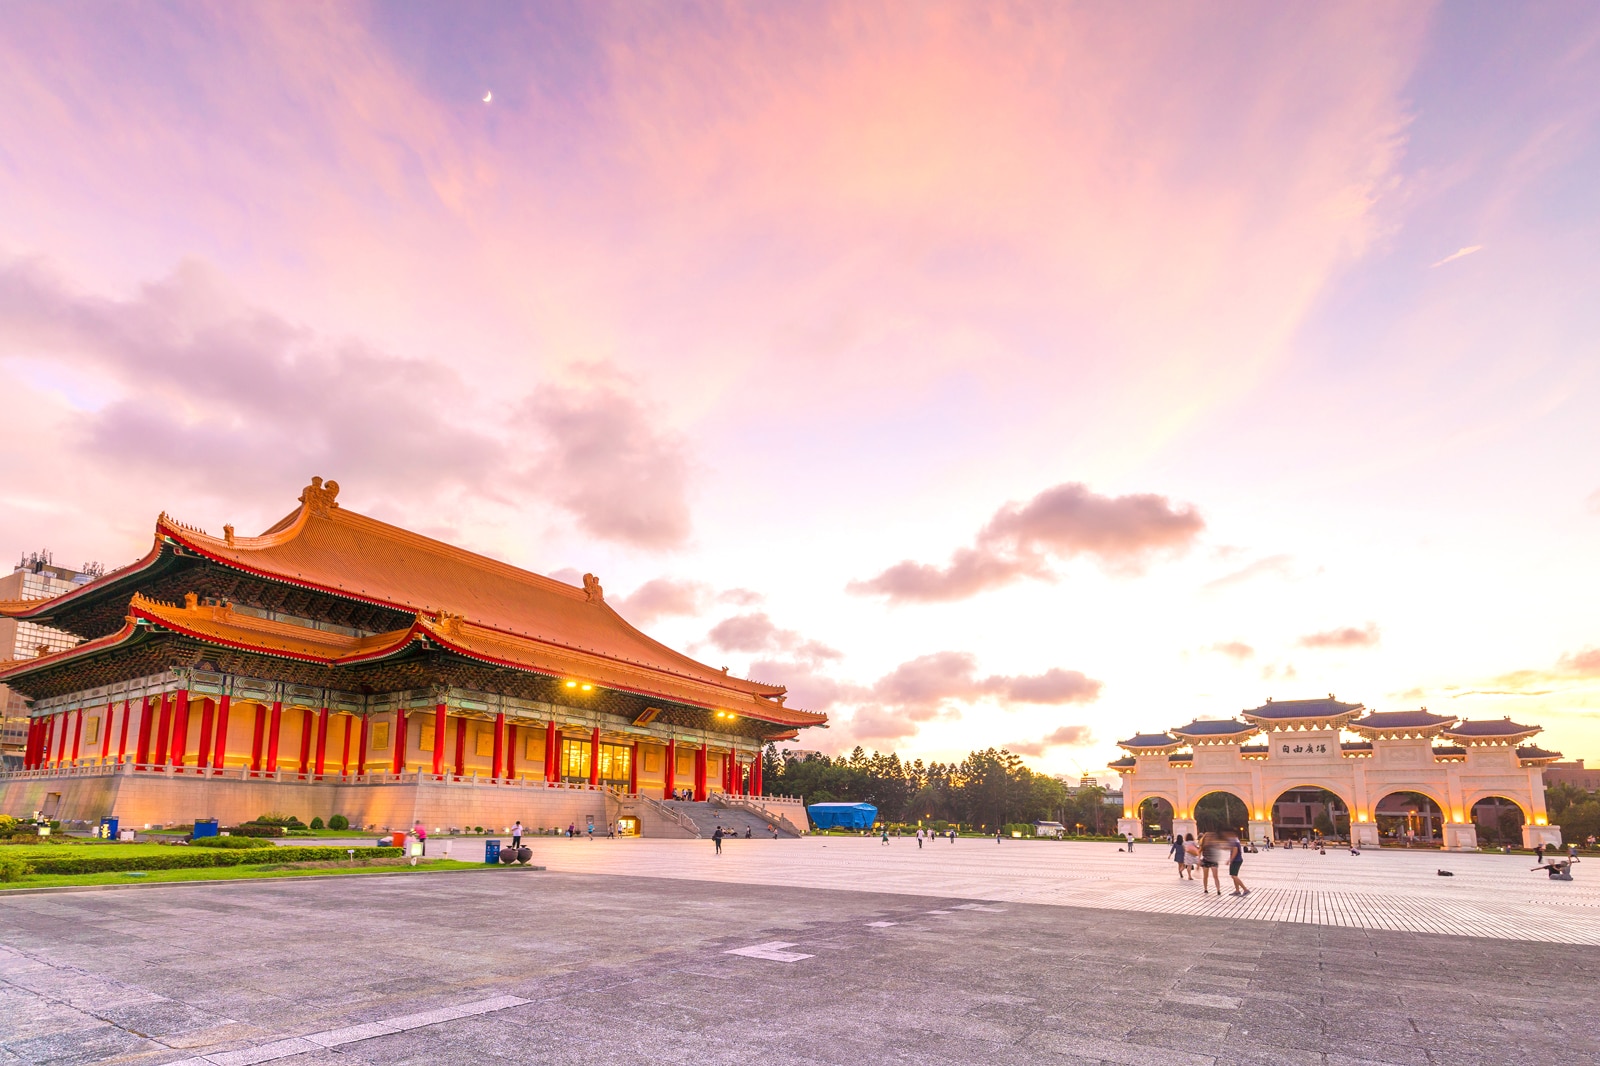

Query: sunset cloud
[1203,554,1298,593]
[1007,724,1095,757]
[1297,623,1381,650]
[704,612,841,664]
[870,652,1102,717]
[849,482,1203,603]
[1206,641,1257,661]
[1431,244,1484,267]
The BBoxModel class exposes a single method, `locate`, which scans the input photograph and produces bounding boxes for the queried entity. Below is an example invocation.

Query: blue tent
[807,802,879,830]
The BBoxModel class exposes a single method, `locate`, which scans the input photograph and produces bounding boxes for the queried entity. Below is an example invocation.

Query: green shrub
[191,836,276,850]
[26,846,402,875]
[0,856,33,882]
[328,814,349,830]
[252,813,305,827]
[309,817,325,830]
[230,823,286,837]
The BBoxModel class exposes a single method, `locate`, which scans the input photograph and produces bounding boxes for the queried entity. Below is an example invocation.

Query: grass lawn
[0,858,493,892]
[2,841,208,860]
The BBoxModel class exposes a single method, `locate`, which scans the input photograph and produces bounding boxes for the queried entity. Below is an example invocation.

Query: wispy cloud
[849,482,1203,603]
[1007,724,1095,757]
[1297,623,1380,650]
[1206,641,1256,661]
[1431,244,1484,267]
[1203,554,1297,593]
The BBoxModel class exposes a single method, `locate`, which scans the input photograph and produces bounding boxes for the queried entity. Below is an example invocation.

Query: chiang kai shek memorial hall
[1111,698,1564,851]
[0,479,824,835]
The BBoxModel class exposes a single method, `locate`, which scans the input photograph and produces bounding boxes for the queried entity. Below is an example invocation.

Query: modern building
[0,555,94,770]
[0,478,823,834]
[1112,697,1563,851]
[1543,759,1600,792]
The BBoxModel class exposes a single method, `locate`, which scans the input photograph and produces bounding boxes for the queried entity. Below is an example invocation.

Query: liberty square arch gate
[1111,699,1563,852]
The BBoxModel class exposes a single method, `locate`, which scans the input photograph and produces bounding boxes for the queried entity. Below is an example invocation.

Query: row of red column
[21,700,766,798]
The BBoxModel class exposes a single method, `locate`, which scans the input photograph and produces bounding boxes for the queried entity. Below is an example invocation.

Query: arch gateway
[1111,698,1563,851]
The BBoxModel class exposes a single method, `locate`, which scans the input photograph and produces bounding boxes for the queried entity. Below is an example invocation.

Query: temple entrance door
[1193,791,1248,836]
[560,737,591,783]
[1470,796,1527,846]
[1270,787,1349,844]
[598,743,631,789]
[616,816,640,836]
[1373,791,1444,845]
[1138,797,1174,838]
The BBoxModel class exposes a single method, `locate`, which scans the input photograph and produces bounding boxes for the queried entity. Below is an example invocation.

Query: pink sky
[3,3,1599,773]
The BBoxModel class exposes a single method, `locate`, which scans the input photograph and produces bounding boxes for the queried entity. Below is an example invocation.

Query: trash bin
[484,839,501,865]
[100,817,119,840]
[390,831,406,848]
[193,818,219,839]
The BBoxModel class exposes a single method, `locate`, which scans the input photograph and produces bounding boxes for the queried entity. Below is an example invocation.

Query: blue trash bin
[100,817,119,840]
[484,839,501,865]
[193,818,219,839]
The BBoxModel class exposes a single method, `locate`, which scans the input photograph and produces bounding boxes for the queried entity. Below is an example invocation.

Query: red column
[393,708,408,773]
[752,752,763,797]
[431,702,446,776]
[547,721,561,782]
[314,706,330,777]
[722,751,731,793]
[266,700,283,772]
[213,695,230,771]
[196,698,215,770]
[694,746,707,801]
[356,715,369,775]
[588,726,600,787]
[69,708,83,763]
[101,703,114,761]
[136,696,154,765]
[153,694,172,766]
[297,708,314,775]
[23,719,36,769]
[170,691,190,768]
[341,714,353,775]
[491,712,505,781]
[117,700,132,763]
[663,739,676,799]
[250,704,266,771]
[506,723,519,778]
[453,715,466,777]
[629,741,639,795]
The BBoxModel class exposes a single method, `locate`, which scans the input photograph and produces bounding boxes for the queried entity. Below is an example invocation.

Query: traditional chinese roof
[1442,718,1541,744]
[0,478,803,715]
[1107,756,1137,770]
[1241,697,1364,730]
[1431,744,1467,760]
[1171,718,1256,742]
[1347,709,1457,738]
[1516,746,1563,765]
[0,591,823,731]
[1339,741,1374,752]
[1117,733,1181,752]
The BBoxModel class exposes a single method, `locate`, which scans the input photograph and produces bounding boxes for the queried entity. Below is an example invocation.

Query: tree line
[763,744,1115,833]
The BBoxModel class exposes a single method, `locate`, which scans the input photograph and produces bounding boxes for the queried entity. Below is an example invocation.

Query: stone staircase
[661,800,800,839]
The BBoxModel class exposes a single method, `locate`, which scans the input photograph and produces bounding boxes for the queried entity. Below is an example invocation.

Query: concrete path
[2,868,1594,1066]
[368,835,1600,945]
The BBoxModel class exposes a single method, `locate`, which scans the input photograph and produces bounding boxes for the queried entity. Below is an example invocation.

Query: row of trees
[1547,782,1600,846]
[762,745,1116,833]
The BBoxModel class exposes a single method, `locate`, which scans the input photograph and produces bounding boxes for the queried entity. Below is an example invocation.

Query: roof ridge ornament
[582,573,604,604]
[300,476,341,518]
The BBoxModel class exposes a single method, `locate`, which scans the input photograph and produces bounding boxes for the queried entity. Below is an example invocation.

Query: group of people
[1168,831,1251,896]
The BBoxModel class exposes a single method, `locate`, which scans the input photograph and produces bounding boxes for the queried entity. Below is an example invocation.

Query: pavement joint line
[162,993,532,1065]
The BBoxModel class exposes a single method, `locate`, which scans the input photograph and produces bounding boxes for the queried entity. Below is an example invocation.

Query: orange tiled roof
[143,478,787,700]
[0,591,824,729]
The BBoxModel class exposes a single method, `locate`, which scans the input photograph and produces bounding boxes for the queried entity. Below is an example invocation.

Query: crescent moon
[483,90,492,103]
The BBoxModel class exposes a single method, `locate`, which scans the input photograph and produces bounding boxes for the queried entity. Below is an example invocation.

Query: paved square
[2,840,1596,1065]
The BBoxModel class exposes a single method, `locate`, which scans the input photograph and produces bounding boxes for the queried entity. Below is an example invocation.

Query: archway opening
[1470,795,1527,845]
[1373,791,1444,845]
[1193,791,1248,836]
[1270,787,1348,843]
[1138,797,1174,838]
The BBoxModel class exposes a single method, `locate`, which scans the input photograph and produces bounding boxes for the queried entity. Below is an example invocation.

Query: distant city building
[0,554,92,769]
[1544,759,1600,791]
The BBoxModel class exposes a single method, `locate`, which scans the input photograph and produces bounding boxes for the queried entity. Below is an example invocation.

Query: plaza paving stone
[1,839,1595,1065]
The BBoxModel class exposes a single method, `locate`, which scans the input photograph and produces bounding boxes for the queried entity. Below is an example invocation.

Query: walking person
[1198,832,1222,894]
[916,828,924,850]
[1170,833,1187,878]
[713,825,724,855]
[882,826,890,845]
[1183,833,1199,880]
[1226,832,1251,896]
[412,821,427,857]
[511,820,523,850]
[1535,842,1545,865]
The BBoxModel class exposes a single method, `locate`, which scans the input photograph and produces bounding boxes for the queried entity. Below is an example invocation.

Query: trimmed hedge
[191,836,278,850]
[27,846,401,875]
